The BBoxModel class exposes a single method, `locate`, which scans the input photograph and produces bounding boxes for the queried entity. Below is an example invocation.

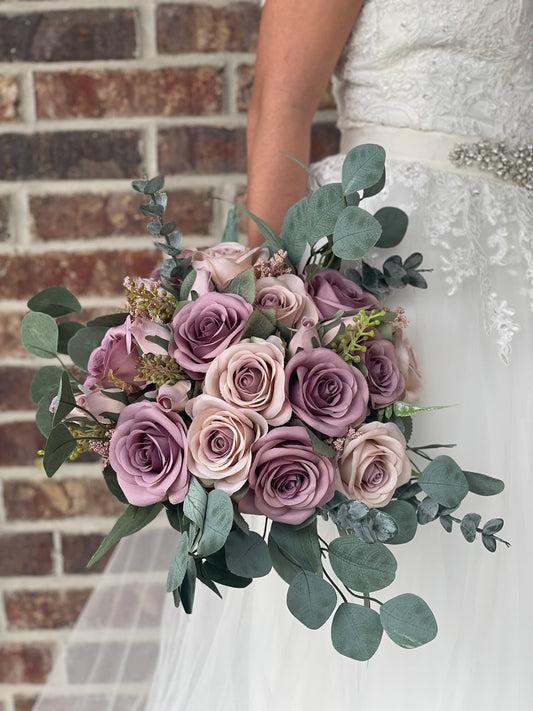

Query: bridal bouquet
[22,145,507,661]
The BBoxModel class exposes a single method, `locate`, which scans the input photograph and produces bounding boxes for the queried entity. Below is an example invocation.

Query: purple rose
[239,426,337,524]
[85,316,141,389]
[307,269,379,318]
[109,401,189,506]
[169,292,253,380]
[363,336,405,408]
[285,348,369,437]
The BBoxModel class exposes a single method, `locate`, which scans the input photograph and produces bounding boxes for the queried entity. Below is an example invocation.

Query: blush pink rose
[393,331,423,403]
[129,318,170,356]
[337,421,411,507]
[306,269,380,318]
[239,426,337,524]
[109,401,189,506]
[203,337,291,426]
[186,395,268,494]
[288,318,320,355]
[254,274,320,328]
[169,292,253,379]
[156,381,191,412]
[285,348,369,437]
[192,242,269,290]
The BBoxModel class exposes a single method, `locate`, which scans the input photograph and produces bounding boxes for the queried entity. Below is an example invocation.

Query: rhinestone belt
[449,141,532,191]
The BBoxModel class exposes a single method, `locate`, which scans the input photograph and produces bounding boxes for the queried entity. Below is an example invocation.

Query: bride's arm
[246,0,365,247]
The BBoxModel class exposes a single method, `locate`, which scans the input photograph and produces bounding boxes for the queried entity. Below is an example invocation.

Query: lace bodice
[335,0,533,143]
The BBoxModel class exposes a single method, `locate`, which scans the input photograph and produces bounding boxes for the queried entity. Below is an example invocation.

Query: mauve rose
[393,331,423,403]
[285,348,369,437]
[192,242,269,290]
[239,426,337,524]
[169,292,253,380]
[186,395,268,494]
[254,274,320,328]
[363,335,405,408]
[85,317,141,389]
[51,387,125,422]
[156,381,191,412]
[288,318,320,356]
[337,421,411,507]
[109,401,189,506]
[203,337,291,426]
[307,269,380,318]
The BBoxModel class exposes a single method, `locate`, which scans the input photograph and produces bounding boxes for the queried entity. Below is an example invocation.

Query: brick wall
[0,1,338,708]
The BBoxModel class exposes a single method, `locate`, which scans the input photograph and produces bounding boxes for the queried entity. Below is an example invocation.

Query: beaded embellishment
[450,141,533,190]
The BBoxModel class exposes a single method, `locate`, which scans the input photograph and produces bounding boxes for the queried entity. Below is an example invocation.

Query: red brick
[35,66,223,119]
[0,130,141,180]
[62,533,112,574]
[0,75,19,120]
[4,478,125,520]
[310,122,340,162]
[237,65,336,113]
[0,644,53,683]
[0,195,10,242]
[157,3,259,53]
[5,588,91,629]
[0,533,53,576]
[0,421,45,466]
[14,699,36,711]
[158,126,246,174]
[0,10,136,63]
[0,366,34,411]
[30,189,212,241]
[0,249,160,301]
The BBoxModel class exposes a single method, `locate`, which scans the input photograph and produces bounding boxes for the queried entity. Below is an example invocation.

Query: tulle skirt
[34,159,533,711]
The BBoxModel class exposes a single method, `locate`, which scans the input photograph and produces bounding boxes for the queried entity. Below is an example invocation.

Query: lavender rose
[254,274,319,328]
[307,269,380,318]
[85,317,141,389]
[363,335,405,408]
[285,348,369,437]
[337,421,411,507]
[203,337,291,426]
[109,401,189,506]
[393,330,423,403]
[169,292,253,379]
[186,395,268,494]
[239,426,337,524]
[156,381,191,412]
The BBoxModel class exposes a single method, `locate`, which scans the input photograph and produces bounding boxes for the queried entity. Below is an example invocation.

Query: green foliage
[463,470,505,496]
[342,144,386,196]
[30,366,63,404]
[380,594,437,648]
[43,423,77,477]
[234,203,280,255]
[331,602,383,661]
[27,286,81,318]
[225,529,272,578]
[363,168,386,198]
[418,455,469,508]
[224,268,256,303]
[308,183,345,244]
[281,197,310,265]
[269,519,322,578]
[167,531,190,592]
[381,500,418,544]
[86,313,128,328]
[68,326,108,371]
[332,206,382,260]
[21,312,58,359]
[177,555,197,613]
[88,503,163,567]
[103,465,128,504]
[196,489,234,557]
[328,535,397,592]
[286,570,337,629]
[242,308,277,340]
[36,396,55,438]
[57,321,84,354]
[203,549,252,589]
[222,208,240,243]
[51,371,77,427]
[183,476,208,530]
[374,207,409,248]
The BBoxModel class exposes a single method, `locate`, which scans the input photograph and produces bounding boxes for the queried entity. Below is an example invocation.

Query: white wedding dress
[33,1,532,710]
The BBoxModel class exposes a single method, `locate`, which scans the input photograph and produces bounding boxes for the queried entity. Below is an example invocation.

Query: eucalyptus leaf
[234,203,280,255]
[460,513,481,542]
[196,489,234,558]
[482,534,498,552]
[418,455,469,508]
[167,531,190,592]
[147,221,161,236]
[36,394,55,438]
[155,192,168,210]
[224,268,256,303]
[483,518,504,534]
[331,602,383,661]
[131,178,148,193]
[363,168,386,198]
[286,570,337,629]
[160,219,177,237]
[381,500,418,544]
[380,593,437,648]
[242,308,276,340]
[329,535,397,592]
[332,206,382,260]
[440,515,454,533]
[86,313,128,328]
[374,207,409,248]
[222,208,240,243]
[140,202,164,217]
[52,370,77,427]
[178,554,197,614]
[143,175,165,194]
[180,269,197,301]
[203,549,252,588]
[269,519,322,576]
[30,366,64,404]
[308,183,345,244]
[280,197,310,265]
[267,535,301,584]
[57,321,84,354]
[21,312,58,359]
[68,326,108,371]
[43,423,77,477]
[183,476,207,530]
[417,496,440,525]
[103,465,128,504]
[342,144,386,195]
[195,559,223,598]
[27,286,82,318]
[225,529,272,578]
[463,470,505,496]
[87,503,163,567]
